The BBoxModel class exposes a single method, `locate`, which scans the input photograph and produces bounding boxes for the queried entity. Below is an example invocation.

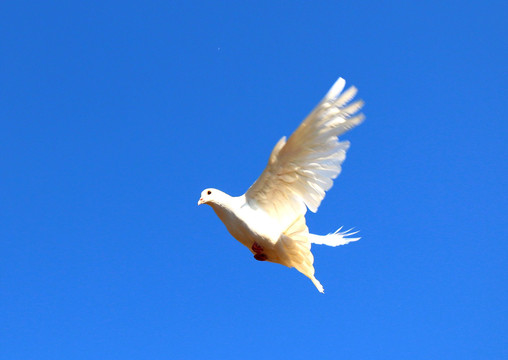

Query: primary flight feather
[198,77,364,293]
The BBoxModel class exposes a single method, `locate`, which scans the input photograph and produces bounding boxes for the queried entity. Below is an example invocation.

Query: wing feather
[245,77,365,229]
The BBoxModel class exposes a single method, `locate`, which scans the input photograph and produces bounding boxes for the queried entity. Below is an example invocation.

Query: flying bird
[198,77,364,292]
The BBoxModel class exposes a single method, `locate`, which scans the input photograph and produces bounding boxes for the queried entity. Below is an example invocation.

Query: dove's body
[198,77,364,293]
[208,193,281,250]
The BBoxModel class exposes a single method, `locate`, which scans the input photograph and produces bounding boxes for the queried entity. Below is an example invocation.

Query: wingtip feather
[326,77,346,99]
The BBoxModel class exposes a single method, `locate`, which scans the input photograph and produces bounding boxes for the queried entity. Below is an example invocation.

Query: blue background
[1,1,507,359]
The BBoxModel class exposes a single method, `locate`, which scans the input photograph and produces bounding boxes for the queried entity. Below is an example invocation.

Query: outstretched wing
[245,77,364,229]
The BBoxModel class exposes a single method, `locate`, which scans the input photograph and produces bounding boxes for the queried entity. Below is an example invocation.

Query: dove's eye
[207,190,212,195]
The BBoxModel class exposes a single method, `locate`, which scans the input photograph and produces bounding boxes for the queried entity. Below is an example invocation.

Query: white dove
[198,77,364,293]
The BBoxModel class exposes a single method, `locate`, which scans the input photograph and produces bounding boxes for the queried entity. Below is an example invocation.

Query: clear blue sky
[1,1,507,359]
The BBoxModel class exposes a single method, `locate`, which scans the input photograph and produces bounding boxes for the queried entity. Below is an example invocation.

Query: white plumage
[198,77,364,293]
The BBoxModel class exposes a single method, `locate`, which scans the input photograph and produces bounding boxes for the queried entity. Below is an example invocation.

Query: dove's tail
[309,227,360,247]
[275,215,325,293]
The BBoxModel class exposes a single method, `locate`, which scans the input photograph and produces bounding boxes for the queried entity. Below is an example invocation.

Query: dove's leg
[252,242,267,261]
[252,242,264,254]
[254,253,268,261]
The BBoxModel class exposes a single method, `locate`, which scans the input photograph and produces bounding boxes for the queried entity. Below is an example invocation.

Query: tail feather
[274,215,325,293]
[309,227,360,247]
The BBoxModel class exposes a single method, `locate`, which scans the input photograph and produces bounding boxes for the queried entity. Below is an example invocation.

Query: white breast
[211,196,282,250]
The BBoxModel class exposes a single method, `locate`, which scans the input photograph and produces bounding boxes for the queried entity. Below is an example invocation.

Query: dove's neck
[209,193,245,228]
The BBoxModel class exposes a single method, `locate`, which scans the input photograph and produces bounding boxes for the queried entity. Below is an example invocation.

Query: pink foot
[254,253,268,261]
[252,242,264,254]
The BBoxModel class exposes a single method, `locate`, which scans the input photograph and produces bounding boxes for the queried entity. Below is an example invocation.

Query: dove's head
[198,188,223,206]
